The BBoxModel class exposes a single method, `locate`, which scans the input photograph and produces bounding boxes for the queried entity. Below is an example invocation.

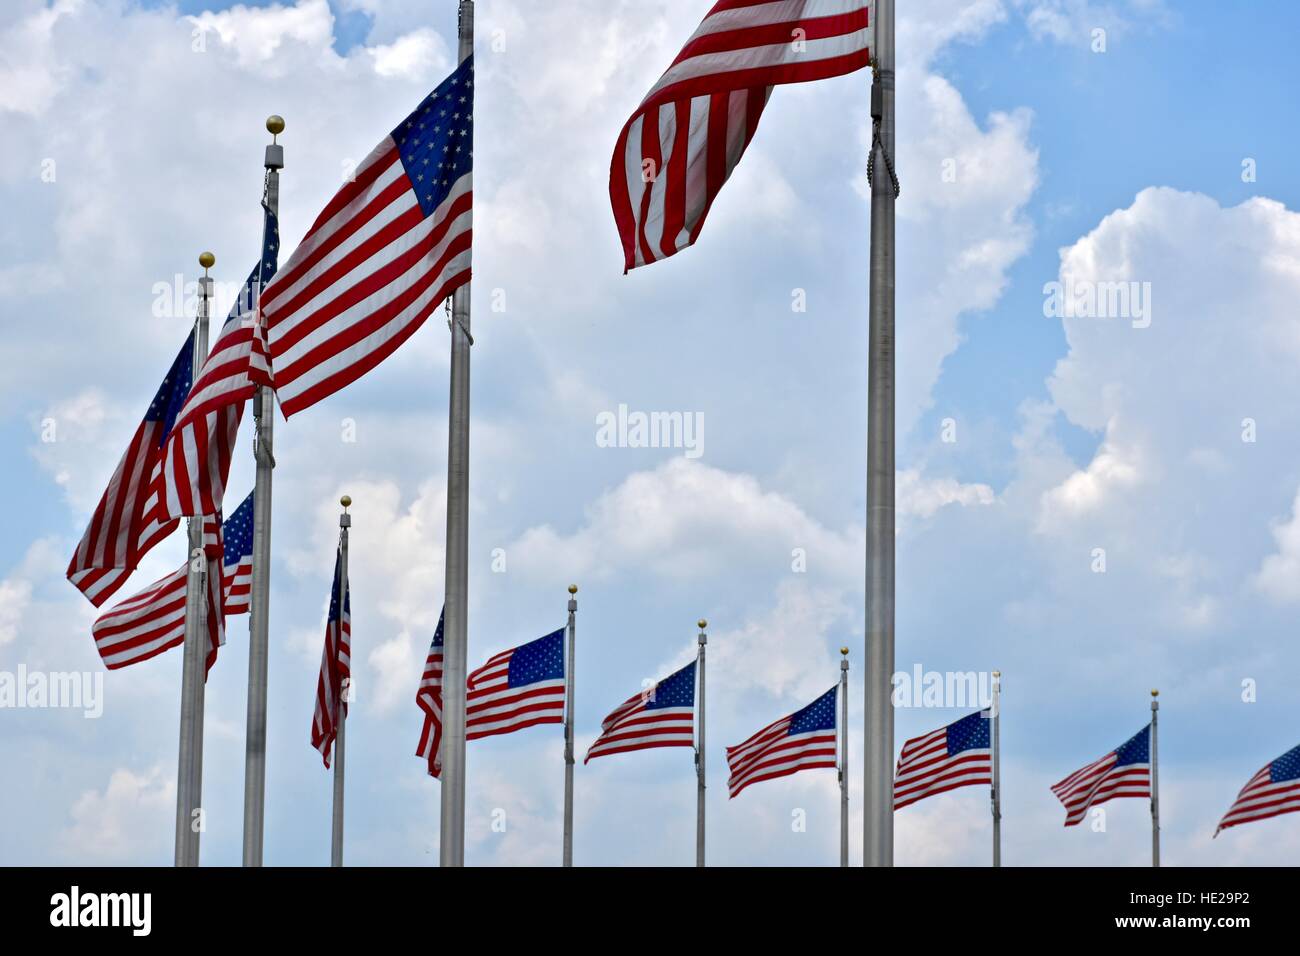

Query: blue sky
[3,0,1300,866]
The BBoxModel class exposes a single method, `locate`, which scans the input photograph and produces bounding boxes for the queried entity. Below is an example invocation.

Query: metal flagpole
[839,647,850,868]
[243,113,284,868]
[695,619,707,868]
[174,251,214,867]
[1150,689,1160,868]
[439,0,474,868]
[563,584,577,866]
[991,670,1002,868]
[864,0,897,869]
[330,496,352,867]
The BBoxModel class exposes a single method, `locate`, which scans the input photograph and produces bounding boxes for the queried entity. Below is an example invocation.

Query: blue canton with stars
[647,661,696,710]
[392,55,474,219]
[789,687,838,735]
[946,709,991,755]
[327,549,350,623]
[1114,725,1151,766]
[146,331,195,444]
[430,606,444,649]
[1270,743,1300,783]
[224,204,280,328]
[506,628,565,687]
[222,491,255,566]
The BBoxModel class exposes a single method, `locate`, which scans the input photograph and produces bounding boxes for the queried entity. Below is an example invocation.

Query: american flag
[727,686,838,798]
[311,549,351,768]
[66,333,193,607]
[262,57,473,417]
[585,660,696,763]
[1051,725,1151,827]
[1215,743,1300,835]
[163,206,279,518]
[415,607,445,778]
[89,514,226,673]
[220,491,255,615]
[466,628,566,740]
[893,710,992,810]
[610,1,873,271]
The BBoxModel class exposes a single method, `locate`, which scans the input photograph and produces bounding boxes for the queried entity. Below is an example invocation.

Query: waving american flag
[1215,743,1300,835]
[465,629,566,740]
[611,1,873,271]
[586,660,696,763]
[1051,725,1151,827]
[311,550,351,768]
[893,710,992,810]
[727,686,838,798]
[263,57,473,417]
[415,607,445,778]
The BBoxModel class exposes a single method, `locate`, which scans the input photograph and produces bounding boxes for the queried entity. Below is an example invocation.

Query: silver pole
[174,251,214,867]
[991,670,1001,868]
[563,584,577,866]
[331,497,351,867]
[242,114,284,868]
[695,619,707,868]
[839,647,850,868]
[439,0,474,869]
[1150,689,1159,868]
[864,0,896,869]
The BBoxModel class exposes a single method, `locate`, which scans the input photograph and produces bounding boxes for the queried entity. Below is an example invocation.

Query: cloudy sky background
[3,0,1300,865]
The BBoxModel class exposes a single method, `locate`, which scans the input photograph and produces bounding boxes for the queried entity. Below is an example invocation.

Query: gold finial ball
[198,251,215,269]
[697,619,708,630]
[340,495,352,508]
[568,584,578,594]
[266,114,285,136]
[840,646,850,656]
[1151,688,1159,697]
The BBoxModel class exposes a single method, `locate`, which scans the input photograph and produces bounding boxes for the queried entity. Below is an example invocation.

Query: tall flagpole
[864,0,897,869]
[562,584,577,866]
[1150,689,1160,868]
[839,647,850,868]
[331,496,352,867]
[695,619,708,868]
[243,113,284,868]
[991,670,1002,868]
[439,0,474,868]
[174,251,214,867]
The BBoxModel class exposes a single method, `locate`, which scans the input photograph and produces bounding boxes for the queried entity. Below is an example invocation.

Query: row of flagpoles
[62,0,1300,867]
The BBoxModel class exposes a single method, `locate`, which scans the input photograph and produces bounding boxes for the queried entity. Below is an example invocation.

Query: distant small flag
[727,686,838,798]
[894,710,993,810]
[90,514,226,673]
[416,607,445,778]
[585,660,696,763]
[162,208,279,517]
[466,628,565,740]
[610,1,873,271]
[221,491,255,615]
[262,57,473,417]
[1215,743,1300,835]
[311,550,351,768]
[1051,725,1151,827]
[67,333,193,607]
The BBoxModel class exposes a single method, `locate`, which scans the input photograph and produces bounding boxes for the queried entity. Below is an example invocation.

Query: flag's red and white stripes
[90,517,226,673]
[726,702,837,799]
[1052,749,1150,827]
[465,646,565,740]
[311,554,351,768]
[893,719,992,810]
[415,614,444,779]
[1215,746,1300,835]
[611,0,873,271]
[223,547,253,616]
[584,665,696,763]
[262,138,471,417]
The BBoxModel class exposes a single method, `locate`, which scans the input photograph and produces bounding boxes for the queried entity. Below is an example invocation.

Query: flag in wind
[162,206,279,517]
[1051,725,1152,827]
[262,57,474,417]
[90,513,228,673]
[66,333,193,607]
[311,550,351,768]
[586,660,696,763]
[727,686,838,798]
[610,1,873,271]
[893,710,992,810]
[465,628,565,740]
[416,607,445,778]
[220,490,255,615]
[1215,743,1300,835]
